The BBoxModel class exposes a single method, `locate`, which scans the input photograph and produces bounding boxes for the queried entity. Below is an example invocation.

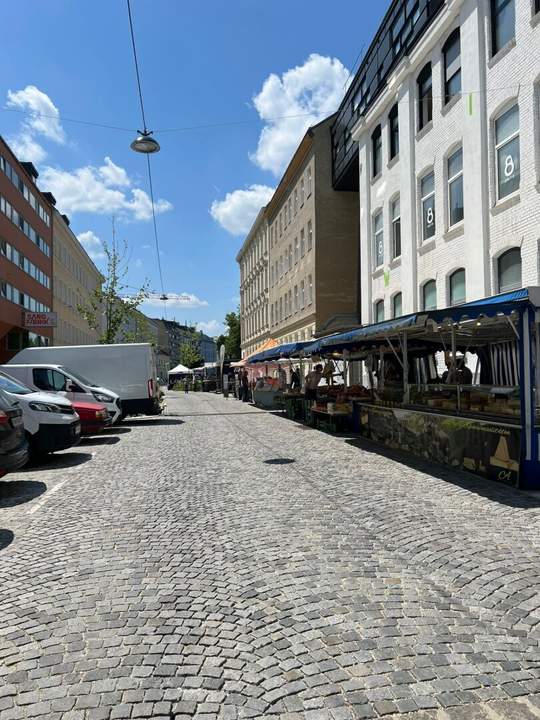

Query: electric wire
[126,0,148,133]
[145,153,166,312]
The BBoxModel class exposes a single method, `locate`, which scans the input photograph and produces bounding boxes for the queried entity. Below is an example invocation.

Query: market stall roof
[302,287,540,355]
[168,363,193,375]
[247,340,313,364]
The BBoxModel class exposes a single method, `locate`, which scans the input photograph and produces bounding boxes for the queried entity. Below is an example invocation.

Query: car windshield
[60,366,97,387]
[0,372,32,395]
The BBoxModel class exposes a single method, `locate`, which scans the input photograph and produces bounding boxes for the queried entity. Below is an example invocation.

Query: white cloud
[250,53,349,176]
[143,293,209,309]
[210,184,274,236]
[6,85,66,163]
[99,157,131,187]
[134,258,143,268]
[78,230,106,261]
[40,160,173,221]
[197,320,224,336]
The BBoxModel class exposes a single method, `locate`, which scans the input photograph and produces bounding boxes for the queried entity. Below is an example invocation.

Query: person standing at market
[305,364,323,401]
[241,369,250,402]
[291,366,301,391]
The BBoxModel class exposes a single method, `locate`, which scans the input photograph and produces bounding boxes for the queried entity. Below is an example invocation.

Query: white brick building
[237,208,269,358]
[350,0,540,323]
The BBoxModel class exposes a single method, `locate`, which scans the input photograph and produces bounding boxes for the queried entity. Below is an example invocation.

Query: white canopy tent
[168,363,194,375]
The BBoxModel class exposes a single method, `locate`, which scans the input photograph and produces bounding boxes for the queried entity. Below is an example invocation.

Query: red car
[71,401,111,435]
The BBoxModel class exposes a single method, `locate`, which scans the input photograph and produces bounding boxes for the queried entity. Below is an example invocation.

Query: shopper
[291,367,301,390]
[304,364,323,401]
[241,370,250,402]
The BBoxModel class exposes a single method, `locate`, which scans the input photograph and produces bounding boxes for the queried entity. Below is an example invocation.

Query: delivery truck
[9,343,162,417]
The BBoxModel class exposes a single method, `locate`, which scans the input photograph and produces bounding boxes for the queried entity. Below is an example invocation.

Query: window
[300,228,305,257]
[491,0,515,56]
[498,248,521,292]
[288,290,292,316]
[392,292,402,318]
[279,297,283,322]
[288,198,292,223]
[300,178,305,205]
[391,197,401,259]
[33,368,67,392]
[307,166,312,196]
[447,148,464,226]
[373,211,384,267]
[388,104,399,159]
[294,285,298,311]
[423,280,437,310]
[279,255,283,277]
[372,125,382,177]
[308,275,313,305]
[294,237,299,263]
[375,300,385,323]
[300,280,305,309]
[443,29,461,105]
[421,172,435,241]
[294,189,298,215]
[279,213,282,236]
[307,220,313,250]
[495,104,520,199]
[449,268,466,305]
[417,63,433,131]
[288,244,293,271]
[271,305,274,326]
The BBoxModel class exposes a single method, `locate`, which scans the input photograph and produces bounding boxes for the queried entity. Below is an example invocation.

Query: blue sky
[1,1,386,336]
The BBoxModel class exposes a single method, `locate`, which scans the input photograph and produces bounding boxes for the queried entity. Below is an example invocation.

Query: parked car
[2,364,121,424]
[0,388,29,477]
[71,401,111,435]
[0,370,80,459]
[9,343,162,417]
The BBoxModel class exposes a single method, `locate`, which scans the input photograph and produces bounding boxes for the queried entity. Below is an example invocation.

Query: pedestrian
[291,366,301,391]
[304,364,323,401]
[184,376,190,394]
[241,369,250,402]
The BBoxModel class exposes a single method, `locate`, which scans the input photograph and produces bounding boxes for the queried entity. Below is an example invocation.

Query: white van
[9,344,161,417]
[3,364,122,423]
[0,370,80,458]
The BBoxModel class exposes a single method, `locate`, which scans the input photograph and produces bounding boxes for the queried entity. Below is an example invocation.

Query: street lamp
[130,130,160,154]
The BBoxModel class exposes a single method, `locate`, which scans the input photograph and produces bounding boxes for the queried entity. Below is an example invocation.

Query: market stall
[306,288,540,489]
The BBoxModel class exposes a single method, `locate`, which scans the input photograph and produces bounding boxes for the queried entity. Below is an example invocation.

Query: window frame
[497,247,522,292]
[373,210,384,269]
[449,268,466,306]
[392,292,402,318]
[374,300,385,323]
[490,0,515,57]
[443,28,461,105]
[447,147,464,227]
[420,170,436,242]
[388,103,399,160]
[371,124,382,178]
[417,63,433,131]
[494,103,520,200]
[391,196,401,259]
[422,280,437,311]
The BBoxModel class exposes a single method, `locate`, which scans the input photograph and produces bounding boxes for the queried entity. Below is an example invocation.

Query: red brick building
[0,137,54,362]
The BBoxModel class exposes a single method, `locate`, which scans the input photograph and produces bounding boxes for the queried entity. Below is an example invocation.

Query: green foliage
[179,326,204,369]
[77,236,149,345]
[216,311,241,360]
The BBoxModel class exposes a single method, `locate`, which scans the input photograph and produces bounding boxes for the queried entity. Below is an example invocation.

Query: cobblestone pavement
[1,391,540,720]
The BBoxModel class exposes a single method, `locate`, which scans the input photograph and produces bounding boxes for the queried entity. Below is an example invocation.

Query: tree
[216,311,241,360]
[78,234,149,345]
[179,327,204,369]
[120,310,156,345]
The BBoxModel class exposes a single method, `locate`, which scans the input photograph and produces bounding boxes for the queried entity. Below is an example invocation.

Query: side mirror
[66,382,77,392]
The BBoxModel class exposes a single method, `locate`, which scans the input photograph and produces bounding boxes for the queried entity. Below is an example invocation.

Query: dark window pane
[393,293,402,318]
[389,104,399,158]
[443,29,461,103]
[423,281,437,310]
[372,125,382,177]
[498,248,521,292]
[450,269,466,305]
[449,176,464,225]
[393,218,401,258]
[417,63,432,130]
[497,135,520,198]
[491,0,515,55]
[375,301,385,323]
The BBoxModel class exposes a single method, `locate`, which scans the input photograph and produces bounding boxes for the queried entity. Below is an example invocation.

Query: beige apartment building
[237,207,269,358]
[267,115,359,344]
[51,209,102,345]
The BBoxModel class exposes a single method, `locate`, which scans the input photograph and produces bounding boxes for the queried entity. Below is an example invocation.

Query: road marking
[27,451,96,515]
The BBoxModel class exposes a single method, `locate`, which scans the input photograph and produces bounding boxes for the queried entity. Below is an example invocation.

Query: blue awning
[247,340,314,363]
[311,314,419,352]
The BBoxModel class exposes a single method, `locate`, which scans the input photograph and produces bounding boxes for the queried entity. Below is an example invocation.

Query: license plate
[73,423,81,436]
[11,416,23,428]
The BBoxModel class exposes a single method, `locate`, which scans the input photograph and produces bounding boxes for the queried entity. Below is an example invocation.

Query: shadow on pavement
[0,529,14,552]
[264,458,296,465]
[166,411,267,417]
[345,436,540,509]
[80,436,120,446]
[105,427,131,434]
[23,452,93,472]
[0,480,46,508]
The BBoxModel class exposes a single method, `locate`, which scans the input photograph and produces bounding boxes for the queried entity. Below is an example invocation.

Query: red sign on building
[22,311,57,328]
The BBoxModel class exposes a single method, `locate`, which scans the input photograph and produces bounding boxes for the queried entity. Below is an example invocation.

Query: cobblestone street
[1,391,540,719]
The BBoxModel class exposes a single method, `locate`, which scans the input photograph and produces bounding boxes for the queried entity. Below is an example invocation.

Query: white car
[0,370,80,459]
[2,364,121,424]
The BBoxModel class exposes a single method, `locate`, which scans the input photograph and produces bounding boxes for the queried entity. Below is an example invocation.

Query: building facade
[52,209,102,346]
[237,208,269,358]
[268,115,360,344]
[0,138,54,362]
[153,318,217,366]
[348,0,540,322]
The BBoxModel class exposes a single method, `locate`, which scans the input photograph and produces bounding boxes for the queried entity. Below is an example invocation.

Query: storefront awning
[305,314,419,354]
[247,340,314,363]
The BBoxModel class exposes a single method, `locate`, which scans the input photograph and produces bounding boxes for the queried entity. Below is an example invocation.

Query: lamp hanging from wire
[130,130,160,154]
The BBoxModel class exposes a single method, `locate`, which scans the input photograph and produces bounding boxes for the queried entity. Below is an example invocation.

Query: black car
[0,388,29,478]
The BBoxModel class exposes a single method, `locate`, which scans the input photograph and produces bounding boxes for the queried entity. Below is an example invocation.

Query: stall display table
[311,409,352,433]
[353,401,521,486]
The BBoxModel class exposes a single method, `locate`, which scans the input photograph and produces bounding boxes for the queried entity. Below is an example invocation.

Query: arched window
[498,248,521,292]
[375,300,385,323]
[423,280,437,310]
[371,125,382,177]
[449,268,466,305]
[388,104,399,159]
[417,63,432,130]
[442,29,461,105]
[392,292,402,318]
